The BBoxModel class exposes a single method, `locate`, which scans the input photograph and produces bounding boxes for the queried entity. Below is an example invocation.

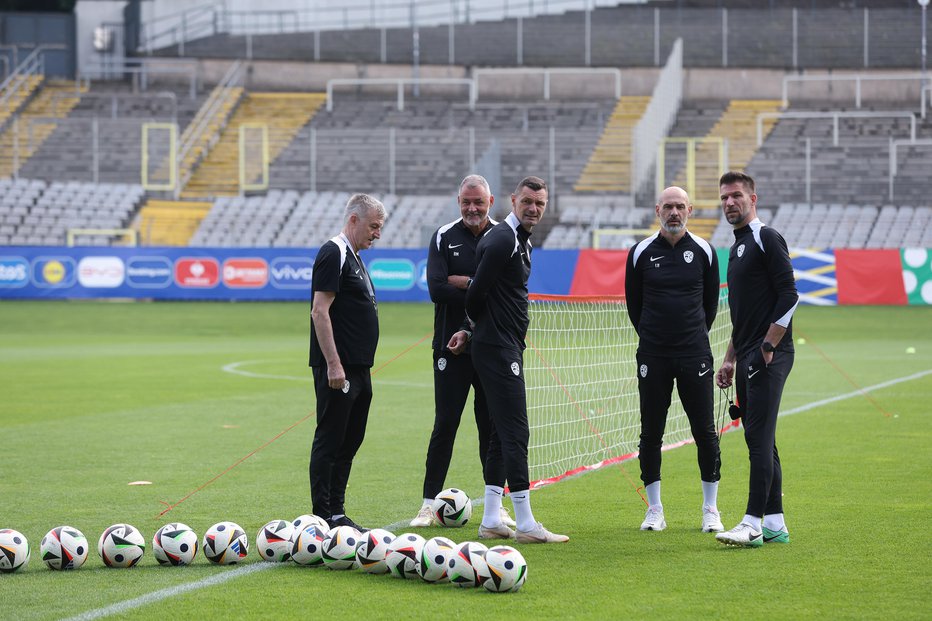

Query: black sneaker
[327,515,369,532]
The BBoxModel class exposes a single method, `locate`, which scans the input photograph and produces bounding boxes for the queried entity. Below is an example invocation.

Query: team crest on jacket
[737,244,746,258]
[438,357,447,371]
[683,250,694,263]
[510,362,520,376]
[639,364,648,378]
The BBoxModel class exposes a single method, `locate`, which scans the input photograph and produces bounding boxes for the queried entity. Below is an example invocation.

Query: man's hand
[716,361,735,389]
[447,330,470,355]
[448,275,470,290]
[327,361,346,390]
[761,348,774,367]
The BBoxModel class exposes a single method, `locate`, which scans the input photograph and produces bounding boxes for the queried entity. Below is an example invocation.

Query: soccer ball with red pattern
[98,524,145,568]
[41,526,88,570]
[482,545,528,593]
[152,523,198,566]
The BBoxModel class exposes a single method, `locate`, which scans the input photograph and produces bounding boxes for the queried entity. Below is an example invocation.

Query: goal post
[525,289,735,489]
[238,123,269,193]
[141,122,177,192]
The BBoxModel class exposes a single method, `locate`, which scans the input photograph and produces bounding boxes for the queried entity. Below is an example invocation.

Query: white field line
[65,563,273,621]
[220,360,430,388]
[69,367,931,620]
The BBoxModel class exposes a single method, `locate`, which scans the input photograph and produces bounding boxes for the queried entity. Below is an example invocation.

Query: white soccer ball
[446,541,489,588]
[483,545,528,593]
[418,536,456,583]
[431,488,473,527]
[41,526,88,570]
[152,523,198,566]
[0,529,30,573]
[291,514,329,538]
[202,521,248,565]
[98,524,145,568]
[256,520,295,563]
[291,525,328,566]
[321,525,360,570]
[355,528,395,574]
[385,532,426,579]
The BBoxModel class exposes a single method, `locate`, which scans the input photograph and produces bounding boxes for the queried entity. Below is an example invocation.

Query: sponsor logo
[33,257,76,288]
[416,259,429,291]
[270,257,313,289]
[737,244,745,258]
[78,256,125,288]
[510,361,520,376]
[639,364,648,378]
[0,257,29,288]
[748,366,760,379]
[683,250,694,264]
[437,357,447,371]
[448,243,463,249]
[175,258,220,288]
[126,257,173,288]
[368,258,416,291]
[698,369,711,376]
[223,258,269,288]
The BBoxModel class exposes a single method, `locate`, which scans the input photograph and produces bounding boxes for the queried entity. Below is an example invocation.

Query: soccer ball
[355,528,395,574]
[446,541,489,588]
[41,526,88,570]
[291,525,328,566]
[431,488,473,527]
[483,545,528,593]
[0,529,30,573]
[98,524,145,568]
[256,520,295,563]
[321,525,360,570]
[152,523,198,566]
[385,532,425,579]
[202,521,248,565]
[291,514,329,538]
[418,536,456,583]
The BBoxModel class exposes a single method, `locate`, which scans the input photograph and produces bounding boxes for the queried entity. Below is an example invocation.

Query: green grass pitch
[0,301,929,620]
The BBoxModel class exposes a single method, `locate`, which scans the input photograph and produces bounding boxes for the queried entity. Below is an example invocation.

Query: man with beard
[624,186,723,533]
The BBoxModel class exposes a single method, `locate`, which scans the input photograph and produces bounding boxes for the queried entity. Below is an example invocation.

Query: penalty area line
[65,563,274,621]
[779,368,932,418]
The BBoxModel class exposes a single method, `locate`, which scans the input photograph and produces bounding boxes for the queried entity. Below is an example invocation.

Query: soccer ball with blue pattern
[256,520,294,563]
[291,524,328,566]
[203,521,248,565]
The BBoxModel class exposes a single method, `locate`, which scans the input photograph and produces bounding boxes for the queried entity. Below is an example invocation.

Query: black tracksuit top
[466,212,532,352]
[625,230,720,357]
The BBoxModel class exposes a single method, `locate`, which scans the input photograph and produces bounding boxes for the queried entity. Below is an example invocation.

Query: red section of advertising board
[835,249,906,305]
[569,249,629,296]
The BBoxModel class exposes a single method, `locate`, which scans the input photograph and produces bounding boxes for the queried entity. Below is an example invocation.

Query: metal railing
[473,68,621,101]
[782,72,930,109]
[633,38,682,197]
[79,58,200,100]
[52,91,178,122]
[0,47,47,115]
[325,77,476,111]
[888,138,932,201]
[757,111,917,148]
[175,60,245,194]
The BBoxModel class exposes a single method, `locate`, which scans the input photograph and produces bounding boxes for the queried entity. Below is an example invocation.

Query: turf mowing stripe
[221,359,430,388]
[64,563,274,621]
[780,368,932,418]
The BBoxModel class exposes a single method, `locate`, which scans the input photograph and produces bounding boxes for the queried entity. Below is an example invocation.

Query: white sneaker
[701,506,724,533]
[409,504,436,528]
[478,522,515,540]
[715,522,763,548]
[515,522,569,544]
[499,506,517,529]
[640,506,666,531]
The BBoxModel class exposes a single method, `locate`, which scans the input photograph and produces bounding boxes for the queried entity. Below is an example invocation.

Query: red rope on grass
[796,329,894,418]
[153,331,433,520]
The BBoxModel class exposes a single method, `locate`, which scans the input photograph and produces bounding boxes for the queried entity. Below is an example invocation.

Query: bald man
[624,186,723,533]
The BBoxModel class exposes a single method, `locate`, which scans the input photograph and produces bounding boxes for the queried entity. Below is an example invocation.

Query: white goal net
[525,289,733,488]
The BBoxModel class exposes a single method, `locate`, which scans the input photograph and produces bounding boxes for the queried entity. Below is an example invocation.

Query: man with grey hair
[309,193,386,532]
[410,174,514,529]
[624,186,722,534]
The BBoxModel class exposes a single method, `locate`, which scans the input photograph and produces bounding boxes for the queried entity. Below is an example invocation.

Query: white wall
[75,0,128,73]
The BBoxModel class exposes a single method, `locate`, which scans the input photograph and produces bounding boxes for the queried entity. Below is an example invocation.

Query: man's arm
[427,229,467,304]
[623,248,642,333]
[703,248,720,330]
[465,233,510,321]
[716,339,736,388]
[761,228,799,364]
[310,291,345,389]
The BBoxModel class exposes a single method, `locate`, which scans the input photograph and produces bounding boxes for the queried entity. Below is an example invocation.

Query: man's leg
[310,364,356,519]
[327,367,372,520]
[422,351,473,499]
[636,352,674,531]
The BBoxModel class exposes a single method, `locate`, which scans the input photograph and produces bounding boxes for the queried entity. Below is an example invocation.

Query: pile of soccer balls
[0,488,527,593]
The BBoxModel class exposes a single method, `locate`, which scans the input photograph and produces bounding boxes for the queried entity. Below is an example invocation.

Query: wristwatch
[761,342,776,353]
[467,278,473,288]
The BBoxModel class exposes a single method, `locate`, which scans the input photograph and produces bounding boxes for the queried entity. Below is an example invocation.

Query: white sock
[422,498,432,507]
[511,490,536,532]
[645,481,662,508]
[742,514,762,531]
[763,513,787,531]
[701,481,719,510]
[481,485,505,527]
